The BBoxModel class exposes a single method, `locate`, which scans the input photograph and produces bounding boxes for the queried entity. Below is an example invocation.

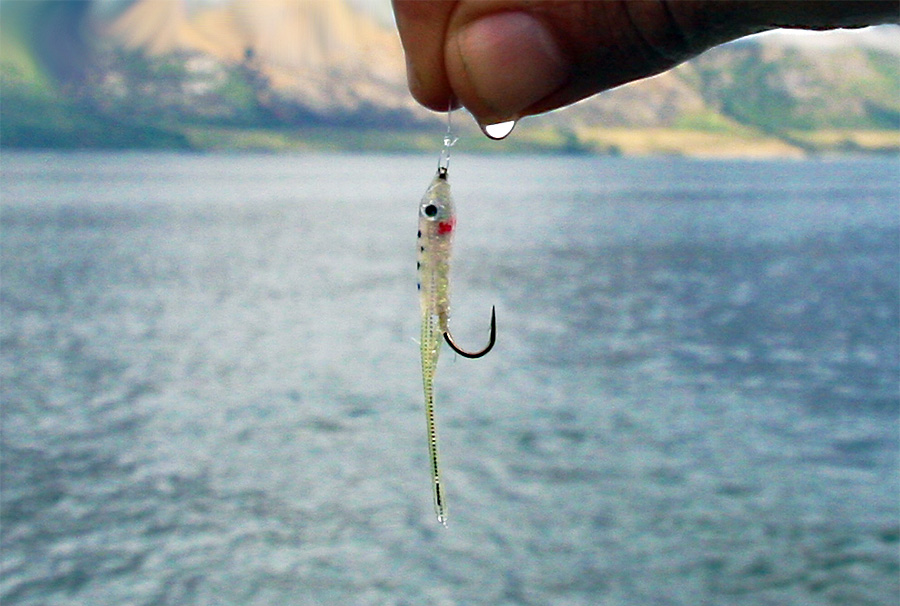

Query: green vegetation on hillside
[0,2,190,148]
[690,43,900,132]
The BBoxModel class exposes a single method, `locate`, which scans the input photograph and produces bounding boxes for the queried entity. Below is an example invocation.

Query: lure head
[419,171,455,234]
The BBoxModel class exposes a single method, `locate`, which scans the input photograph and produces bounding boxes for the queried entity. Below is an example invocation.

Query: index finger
[392,0,459,112]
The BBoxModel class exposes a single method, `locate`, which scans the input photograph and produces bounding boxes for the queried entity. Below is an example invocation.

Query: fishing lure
[417,123,496,525]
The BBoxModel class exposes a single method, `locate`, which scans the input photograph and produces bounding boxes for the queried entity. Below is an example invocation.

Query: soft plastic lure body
[417,168,454,525]
[417,167,495,525]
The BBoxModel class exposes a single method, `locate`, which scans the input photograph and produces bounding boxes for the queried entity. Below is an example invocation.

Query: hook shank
[443,306,496,359]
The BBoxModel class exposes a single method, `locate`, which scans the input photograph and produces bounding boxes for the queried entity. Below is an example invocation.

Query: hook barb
[443,306,496,359]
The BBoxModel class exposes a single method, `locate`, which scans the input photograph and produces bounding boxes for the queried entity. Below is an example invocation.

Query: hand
[392,0,898,126]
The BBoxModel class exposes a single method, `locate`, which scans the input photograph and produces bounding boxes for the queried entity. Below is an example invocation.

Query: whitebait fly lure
[417,114,496,525]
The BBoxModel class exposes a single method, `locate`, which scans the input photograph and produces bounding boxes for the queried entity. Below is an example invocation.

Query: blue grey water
[1,151,898,606]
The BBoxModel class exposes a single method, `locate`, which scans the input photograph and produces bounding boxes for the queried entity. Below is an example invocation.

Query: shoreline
[2,126,898,158]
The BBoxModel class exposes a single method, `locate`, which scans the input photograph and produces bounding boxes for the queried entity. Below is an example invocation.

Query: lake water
[1,151,898,606]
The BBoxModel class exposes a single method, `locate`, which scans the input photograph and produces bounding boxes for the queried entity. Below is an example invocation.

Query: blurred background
[1,0,899,154]
[1,2,898,606]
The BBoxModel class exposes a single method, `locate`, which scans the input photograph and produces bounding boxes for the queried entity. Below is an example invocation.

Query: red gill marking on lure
[437,218,455,235]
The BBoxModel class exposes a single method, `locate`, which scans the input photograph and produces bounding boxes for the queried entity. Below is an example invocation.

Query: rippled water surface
[2,152,898,605]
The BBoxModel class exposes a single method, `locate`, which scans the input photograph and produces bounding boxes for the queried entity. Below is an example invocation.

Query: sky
[347,0,394,26]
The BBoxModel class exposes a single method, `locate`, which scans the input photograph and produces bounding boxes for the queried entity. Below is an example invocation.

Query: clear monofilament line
[438,106,457,175]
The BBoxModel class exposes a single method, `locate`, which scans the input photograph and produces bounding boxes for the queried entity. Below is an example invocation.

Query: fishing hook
[443,306,496,359]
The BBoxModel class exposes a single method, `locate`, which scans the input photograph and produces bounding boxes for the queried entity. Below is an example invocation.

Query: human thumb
[446,12,570,126]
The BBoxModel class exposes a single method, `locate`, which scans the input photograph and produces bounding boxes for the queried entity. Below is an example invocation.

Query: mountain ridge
[1,0,898,154]
[102,0,417,119]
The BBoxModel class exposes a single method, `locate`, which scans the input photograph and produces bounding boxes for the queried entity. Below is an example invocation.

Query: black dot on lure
[424,204,438,217]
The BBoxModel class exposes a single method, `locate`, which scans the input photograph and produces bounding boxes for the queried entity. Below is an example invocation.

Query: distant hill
[1,0,898,154]
[103,0,416,120]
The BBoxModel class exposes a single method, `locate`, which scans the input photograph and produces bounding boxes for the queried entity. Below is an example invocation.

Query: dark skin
[392,0,899,126]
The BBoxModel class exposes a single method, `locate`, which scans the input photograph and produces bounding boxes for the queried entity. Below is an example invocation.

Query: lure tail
[421,312,447,525]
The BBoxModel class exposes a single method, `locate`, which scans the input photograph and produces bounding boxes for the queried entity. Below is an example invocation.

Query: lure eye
[423,204,438,217]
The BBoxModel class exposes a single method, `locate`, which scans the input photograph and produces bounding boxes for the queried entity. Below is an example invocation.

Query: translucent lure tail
[420,313,447,525]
